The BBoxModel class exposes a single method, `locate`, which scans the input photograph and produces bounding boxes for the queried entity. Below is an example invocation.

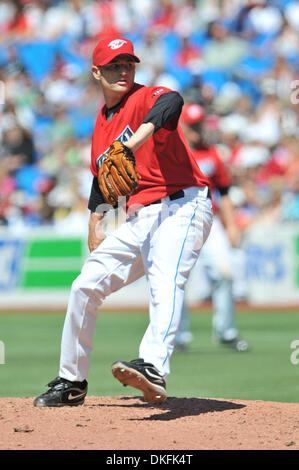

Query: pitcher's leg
[59,232,144,382]
[139,193,213,376]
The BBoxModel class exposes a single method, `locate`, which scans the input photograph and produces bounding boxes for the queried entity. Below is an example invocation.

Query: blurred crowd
[1,0,299,234]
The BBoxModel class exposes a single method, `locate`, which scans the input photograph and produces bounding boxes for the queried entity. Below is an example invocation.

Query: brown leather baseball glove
[98,140,140,206]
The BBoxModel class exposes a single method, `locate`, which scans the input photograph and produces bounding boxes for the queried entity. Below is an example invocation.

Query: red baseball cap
[92,37,140,66]
[181,103,205,124]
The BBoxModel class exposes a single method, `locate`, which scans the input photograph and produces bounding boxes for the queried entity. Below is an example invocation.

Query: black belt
[146,188,211,206]
[148,189,185,206]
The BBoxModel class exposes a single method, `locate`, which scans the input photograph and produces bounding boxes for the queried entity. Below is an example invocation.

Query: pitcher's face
[92,54,135,97]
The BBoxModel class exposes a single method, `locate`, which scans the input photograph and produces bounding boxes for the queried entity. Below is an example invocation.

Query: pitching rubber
[111,362,167,404]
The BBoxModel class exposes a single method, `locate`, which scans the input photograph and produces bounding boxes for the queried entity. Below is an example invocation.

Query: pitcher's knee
[71,272,109,303]
[71,274,94,297]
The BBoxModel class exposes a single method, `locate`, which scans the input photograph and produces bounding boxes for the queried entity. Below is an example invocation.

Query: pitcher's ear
[92,66,101,80]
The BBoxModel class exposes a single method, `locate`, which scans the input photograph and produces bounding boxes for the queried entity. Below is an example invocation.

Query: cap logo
[108,39,127,50]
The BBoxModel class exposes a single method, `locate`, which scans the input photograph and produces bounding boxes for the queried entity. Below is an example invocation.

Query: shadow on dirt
[120,396,246,421]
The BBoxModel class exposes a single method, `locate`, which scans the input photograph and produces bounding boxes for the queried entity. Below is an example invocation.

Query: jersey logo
[96,125,134,168]
[108,39,127,50]
[152,88,164,97]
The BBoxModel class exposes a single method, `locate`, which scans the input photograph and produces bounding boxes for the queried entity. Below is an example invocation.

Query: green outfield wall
[0,222,299,309]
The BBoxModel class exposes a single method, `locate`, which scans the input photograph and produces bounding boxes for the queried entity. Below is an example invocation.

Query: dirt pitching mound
[1,396,298,450]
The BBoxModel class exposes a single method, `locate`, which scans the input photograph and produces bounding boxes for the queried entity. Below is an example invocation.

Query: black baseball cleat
[33,376,88,407]
[219,337,249,352]
[111,358,167,404]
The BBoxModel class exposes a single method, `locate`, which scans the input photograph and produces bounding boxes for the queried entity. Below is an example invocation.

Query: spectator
[202,20,249,71]
[0,161,15,225]
[1,118,36,170]
[0,0,298,237]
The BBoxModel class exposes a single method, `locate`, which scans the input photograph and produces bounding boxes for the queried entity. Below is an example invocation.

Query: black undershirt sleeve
[218,186,230,196]
[88,176,106,212]
[143,91,184,132]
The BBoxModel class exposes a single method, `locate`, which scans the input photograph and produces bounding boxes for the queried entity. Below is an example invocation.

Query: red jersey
[192,146,231,213]
[192,146,231,190]
[90,83,210,208]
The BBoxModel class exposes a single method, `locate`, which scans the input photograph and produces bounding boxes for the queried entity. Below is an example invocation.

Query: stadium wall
[0,222,299,310]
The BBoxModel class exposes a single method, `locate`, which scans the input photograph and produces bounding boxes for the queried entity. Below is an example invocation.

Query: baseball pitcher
[34,37,213,407]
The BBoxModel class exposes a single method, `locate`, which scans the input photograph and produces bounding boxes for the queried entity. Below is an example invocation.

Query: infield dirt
[1,395,298,450]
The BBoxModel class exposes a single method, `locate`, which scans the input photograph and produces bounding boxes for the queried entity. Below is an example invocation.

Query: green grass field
[0,310,299,403]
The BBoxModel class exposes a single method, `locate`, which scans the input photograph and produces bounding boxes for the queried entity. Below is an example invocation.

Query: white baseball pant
[59,186,213,380]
